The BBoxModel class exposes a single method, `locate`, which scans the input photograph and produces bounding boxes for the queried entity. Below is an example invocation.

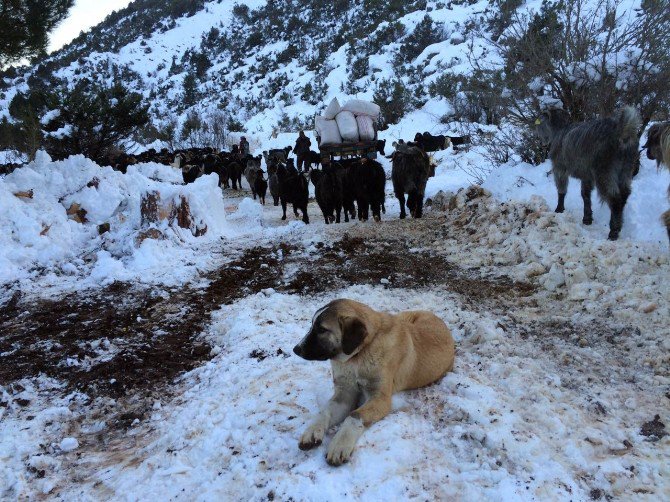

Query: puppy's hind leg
[299,385,358,451]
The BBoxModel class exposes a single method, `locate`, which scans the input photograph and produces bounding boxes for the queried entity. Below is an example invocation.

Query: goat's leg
[554,169,569,213]
[281,198,287,220]
[607,194,625,241]
[415,191,424,219]
[407,192,416,218]
[581,180,593,225]
[397,193,407,219]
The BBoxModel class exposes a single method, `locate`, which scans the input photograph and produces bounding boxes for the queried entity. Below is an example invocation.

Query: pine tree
[373,79,411,128]
[182,72,199,107]
[0,0,75,66]
[40,79,149,163]
[399,15,444,63]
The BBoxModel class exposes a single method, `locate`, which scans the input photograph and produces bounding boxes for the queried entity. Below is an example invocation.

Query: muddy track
[0,233,535,430]
[0,244,290,400]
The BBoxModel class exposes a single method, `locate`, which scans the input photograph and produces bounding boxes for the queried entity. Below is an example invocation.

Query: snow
[483,158,670,246]
[0,151,248,294]
[59,438,79,452]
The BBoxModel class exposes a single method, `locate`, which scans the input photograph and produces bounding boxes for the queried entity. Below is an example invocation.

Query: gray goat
[536,106,641,240]
[244,156,262,199]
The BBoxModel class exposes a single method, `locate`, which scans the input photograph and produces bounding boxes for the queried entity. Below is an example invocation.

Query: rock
[135,228,165,246]
[638,302,657,313]
[98,223,111,235]
[66,203,88,223]
[525,262,546,278]
[14,189,34,199]
[140,191,160,225]
[640,415,667,442]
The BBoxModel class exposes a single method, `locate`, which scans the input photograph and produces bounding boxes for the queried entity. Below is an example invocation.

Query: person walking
[239,136,250,156]
[294,131,311,172]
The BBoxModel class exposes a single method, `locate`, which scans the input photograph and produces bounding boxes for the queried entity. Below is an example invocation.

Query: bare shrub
[175,109,231,150]
[481,0,670,128]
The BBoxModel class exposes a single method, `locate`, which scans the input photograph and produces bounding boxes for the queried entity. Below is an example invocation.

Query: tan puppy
[293,299,455,466]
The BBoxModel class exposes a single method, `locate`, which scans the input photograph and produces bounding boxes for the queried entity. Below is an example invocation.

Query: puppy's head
[293,300,369,361]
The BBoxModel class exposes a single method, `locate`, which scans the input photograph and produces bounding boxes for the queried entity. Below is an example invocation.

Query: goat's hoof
[608,231,620,241]
[281,216,287,221]
[555,207,565,213]
[583,217,593,225]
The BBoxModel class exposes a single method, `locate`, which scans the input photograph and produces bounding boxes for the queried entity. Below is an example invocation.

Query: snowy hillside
[0,0,575,137]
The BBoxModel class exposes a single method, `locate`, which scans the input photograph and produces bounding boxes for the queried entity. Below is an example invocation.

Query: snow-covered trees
[5,78,149,162]
[0,0,74,66]
[491,0,670,127]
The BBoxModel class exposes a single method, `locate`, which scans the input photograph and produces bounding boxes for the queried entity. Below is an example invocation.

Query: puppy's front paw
[299,423,325,451]
[325,437,354,466]
[325,417,364,466]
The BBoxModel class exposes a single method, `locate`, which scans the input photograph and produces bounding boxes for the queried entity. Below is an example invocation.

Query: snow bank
[0,152,240,289]
[483,159,670,246]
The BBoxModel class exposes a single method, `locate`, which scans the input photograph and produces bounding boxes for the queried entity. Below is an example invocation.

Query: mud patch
[0,244,293,403]
[283,234,535,310]
[640,415,667,442]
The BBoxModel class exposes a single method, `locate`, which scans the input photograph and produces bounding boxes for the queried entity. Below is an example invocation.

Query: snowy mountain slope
[0,0,507,135]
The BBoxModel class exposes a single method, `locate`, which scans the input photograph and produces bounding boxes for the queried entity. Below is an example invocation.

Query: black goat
[414,132,450,152]
[254,169,268,205]
[392,144,431,219]
[312,167,343,224]
[267,161,281,206]
[277,162,310,224]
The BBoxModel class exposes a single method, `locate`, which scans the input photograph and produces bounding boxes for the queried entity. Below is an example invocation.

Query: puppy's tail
[615,106,641,148]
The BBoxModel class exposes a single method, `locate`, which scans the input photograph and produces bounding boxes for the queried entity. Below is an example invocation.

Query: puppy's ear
[339,316,367,355]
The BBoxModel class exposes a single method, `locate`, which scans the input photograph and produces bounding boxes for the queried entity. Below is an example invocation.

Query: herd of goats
[99,109,670,243]
[0,111,668,242]
[105,131,465,227]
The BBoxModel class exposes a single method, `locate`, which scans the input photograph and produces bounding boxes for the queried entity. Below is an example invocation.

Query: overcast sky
[48,0,134,53]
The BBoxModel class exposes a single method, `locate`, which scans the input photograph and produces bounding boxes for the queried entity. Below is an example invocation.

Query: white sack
[335,111,359,142]
[323,97,341,120]
[341,99,381,119]
[315,116,342,145]
[356,115,376,141]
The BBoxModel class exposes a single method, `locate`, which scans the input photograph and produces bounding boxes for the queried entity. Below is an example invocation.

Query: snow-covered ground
[1,147,668,500]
